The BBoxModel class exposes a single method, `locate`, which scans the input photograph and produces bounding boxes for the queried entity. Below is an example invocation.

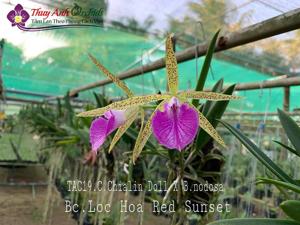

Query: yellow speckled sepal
[132,100,167,163]
[77,94,169,117]
[165,35,178,94]
[180,91,241,101]
[188,103,226,148]
[88,53,133,97]
[109,108,139,153]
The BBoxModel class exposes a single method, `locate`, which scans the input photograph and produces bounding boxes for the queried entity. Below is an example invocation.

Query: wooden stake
[283,86,290,111]
[0,39,4,100]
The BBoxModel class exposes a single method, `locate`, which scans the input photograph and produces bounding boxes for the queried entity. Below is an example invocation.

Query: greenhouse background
[2,0,300,114]
[1,0,300,225]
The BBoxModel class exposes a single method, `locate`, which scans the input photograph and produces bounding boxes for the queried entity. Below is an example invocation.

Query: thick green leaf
[36,114,59,131]
[64,91,74,126]
[56,98,62,117]
[274,140,300,157]
[278,109,300,155]
[219,120,296,185]
[56,138,79,145]
[93,92,108,107]
[280,200,300,222]
[196,84,235,149]
[202,78,224,115]
[257,178,300,194]
[93,92,102,107]
[208,218,300,225]
[64,91,73,114]
[193,30,220,107]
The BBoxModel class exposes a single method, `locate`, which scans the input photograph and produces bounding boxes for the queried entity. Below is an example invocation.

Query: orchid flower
[84,54,144,164]
[90,109,126,152]
[78,35,241,163]
[151,97,199,150]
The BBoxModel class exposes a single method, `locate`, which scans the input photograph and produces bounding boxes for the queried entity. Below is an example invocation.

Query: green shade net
[2,27,300,112]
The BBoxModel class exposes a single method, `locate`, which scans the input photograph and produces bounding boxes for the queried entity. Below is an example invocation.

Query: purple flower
[89,109,126,152]
[79,35,241,163]
[7,4,30,27]
[152,97,199,151]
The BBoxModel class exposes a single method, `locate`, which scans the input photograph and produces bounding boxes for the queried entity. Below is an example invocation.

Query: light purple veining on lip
[152,97,199,151]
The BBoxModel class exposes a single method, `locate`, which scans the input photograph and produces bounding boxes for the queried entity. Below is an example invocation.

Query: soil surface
[0,186,76,225]
[0,166,169,225]
[0,186,170,225]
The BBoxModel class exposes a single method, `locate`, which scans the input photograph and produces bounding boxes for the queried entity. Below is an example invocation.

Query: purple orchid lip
[151,97,199,151]
[7,4,30,27]
[89,109,126,152]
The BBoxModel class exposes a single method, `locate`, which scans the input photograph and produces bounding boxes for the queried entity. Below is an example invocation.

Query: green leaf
[56,138,78,145]
[202,78,224,115]
[64,91,74,126]
[280,200,300,222]
[196,84,235,149]
[93,92,108,107]
[193,30,220,107]
[36,114,60,132]
[56,98,62,117]
[274,140,300,157]
[125,127,156,151]
[64,91,73,114]
[219,120,296,185]
[257,178,300,194]
[278,109,300,155]
[208,218,300,225]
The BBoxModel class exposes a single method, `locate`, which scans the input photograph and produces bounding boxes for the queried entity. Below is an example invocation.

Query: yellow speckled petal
[77,94,169,117]
[88,53,133,97]
[132,100,167,163]
[179,91,241,101]
[165,35,178,94]
[139,108,145,130]
[188,103,226,148]
[109,108,139,153]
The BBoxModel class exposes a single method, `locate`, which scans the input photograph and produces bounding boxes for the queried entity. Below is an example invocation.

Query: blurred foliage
[111,15,155,35]
[168,0,247,45]
[167,0,293,76]
[215,110,300,224]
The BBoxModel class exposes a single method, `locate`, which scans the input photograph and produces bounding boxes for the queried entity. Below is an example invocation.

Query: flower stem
[176,151,185,225]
